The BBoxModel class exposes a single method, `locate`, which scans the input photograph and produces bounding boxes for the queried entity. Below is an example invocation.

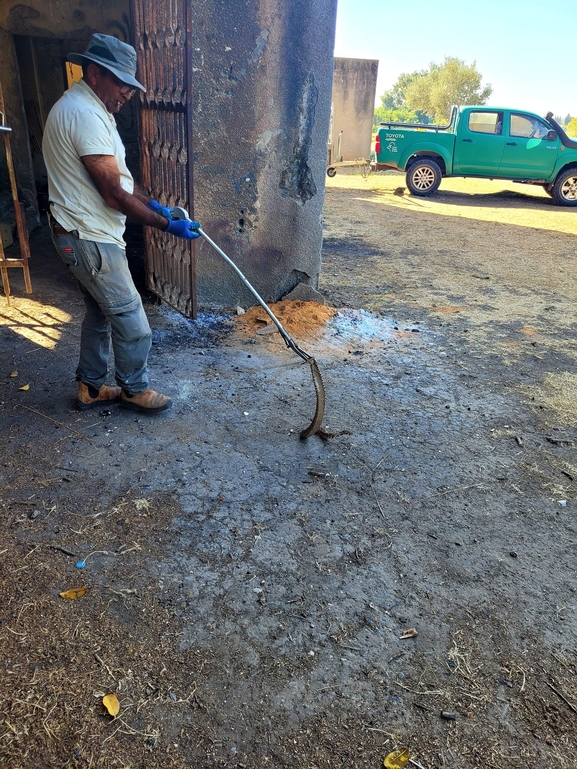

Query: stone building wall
[0,0,338,308]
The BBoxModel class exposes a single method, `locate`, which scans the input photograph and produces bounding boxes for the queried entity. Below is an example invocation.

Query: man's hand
[81,155,200,236]
[148,199,174,218]
[164,219,201,240]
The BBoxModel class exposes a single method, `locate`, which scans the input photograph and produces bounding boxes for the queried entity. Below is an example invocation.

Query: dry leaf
[10,371,17,377]
[18,384,30,391]
[384,748,410,769]
[59,586,86,599]
[400,627,418,639]
[102,693,120,717]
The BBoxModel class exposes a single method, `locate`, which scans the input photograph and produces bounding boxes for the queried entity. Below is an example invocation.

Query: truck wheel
[551,168,577,206]
[406,159,442,196]
[327,167,337,178]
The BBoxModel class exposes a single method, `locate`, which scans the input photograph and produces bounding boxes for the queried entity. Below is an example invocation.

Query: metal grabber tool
[171,206,325,439]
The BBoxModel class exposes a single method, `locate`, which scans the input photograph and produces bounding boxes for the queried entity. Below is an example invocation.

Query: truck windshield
[468,111,504,136]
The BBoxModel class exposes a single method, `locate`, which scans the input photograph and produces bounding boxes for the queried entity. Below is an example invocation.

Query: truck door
[454,110,505,174]
[498,113,559,178]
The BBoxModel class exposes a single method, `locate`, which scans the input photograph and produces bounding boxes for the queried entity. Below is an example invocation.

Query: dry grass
[0,493,205,768]
[520,371,577,427]
[327,171,577,234]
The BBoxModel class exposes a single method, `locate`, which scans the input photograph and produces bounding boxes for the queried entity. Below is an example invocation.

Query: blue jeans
[51,230,151,393]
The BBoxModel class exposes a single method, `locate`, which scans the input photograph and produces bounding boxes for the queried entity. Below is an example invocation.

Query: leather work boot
[75,382,122,411]
[120,388,172,413]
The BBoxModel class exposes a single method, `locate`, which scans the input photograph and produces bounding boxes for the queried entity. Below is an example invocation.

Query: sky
[334,0,574,119]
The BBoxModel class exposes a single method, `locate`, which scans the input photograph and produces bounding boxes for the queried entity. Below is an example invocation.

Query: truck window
[510,113,549,139]
[468,111,504,135]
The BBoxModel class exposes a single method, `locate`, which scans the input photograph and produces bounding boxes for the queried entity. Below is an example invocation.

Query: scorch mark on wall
[279,71,318,205]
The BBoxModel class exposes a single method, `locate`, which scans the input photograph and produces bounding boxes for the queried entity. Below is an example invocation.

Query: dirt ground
[1,172,576,769]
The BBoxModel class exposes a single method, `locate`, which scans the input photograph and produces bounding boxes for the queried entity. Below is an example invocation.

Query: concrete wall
[191,0,338,306]
[329,57,378,163]
[0,1,131,39]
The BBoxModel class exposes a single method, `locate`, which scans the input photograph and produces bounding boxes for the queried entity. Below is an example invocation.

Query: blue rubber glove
[164,218,201,240]
[148,199,173,218]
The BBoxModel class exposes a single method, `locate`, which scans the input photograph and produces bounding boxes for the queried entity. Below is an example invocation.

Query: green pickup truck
[374,107,577,206]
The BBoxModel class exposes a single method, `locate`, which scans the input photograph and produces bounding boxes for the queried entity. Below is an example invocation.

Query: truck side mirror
[546,130,557,141]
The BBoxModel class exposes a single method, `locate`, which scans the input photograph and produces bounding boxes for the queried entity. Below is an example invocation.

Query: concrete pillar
[0,29,38,227]
[191,0,338,307]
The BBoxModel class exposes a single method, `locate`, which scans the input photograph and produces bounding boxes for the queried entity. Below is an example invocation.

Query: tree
[375,71,429,126]
[373,106,420,129]
[566,118,577,137]
[380,71,425,110]
[404,57,492,123]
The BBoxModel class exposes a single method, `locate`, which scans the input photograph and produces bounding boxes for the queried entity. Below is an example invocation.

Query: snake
[299,358,326,439]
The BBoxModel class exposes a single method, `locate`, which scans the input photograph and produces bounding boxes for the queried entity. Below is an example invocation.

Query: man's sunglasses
[102,67,137,97]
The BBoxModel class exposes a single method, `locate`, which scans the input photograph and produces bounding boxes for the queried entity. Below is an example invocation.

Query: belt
[52,221,71,236]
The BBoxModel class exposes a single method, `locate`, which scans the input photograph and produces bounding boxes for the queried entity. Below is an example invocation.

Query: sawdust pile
[235,300,336,337]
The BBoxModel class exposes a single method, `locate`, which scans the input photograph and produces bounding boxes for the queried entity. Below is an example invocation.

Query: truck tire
[406,158,442,196]
[551,168,577,206]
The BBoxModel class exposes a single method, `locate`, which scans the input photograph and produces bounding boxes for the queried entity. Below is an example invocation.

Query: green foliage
[375,71,429,127]
[405,57,492,123]
[380,71,425,110]
[377,57,491,125]
[566,117,577,137]
[373,106,420,129]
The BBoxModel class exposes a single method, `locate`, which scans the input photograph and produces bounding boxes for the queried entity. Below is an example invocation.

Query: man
[42,33,199,414]
[529,117,548,140]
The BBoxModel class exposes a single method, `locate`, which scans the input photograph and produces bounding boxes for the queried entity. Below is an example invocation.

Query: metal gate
[131,0,196,318]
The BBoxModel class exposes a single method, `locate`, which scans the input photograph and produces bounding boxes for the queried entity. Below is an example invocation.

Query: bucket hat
[68,33,145,92]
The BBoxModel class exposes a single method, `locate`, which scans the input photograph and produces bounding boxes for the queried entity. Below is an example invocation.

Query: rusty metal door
[131,0,196,318]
